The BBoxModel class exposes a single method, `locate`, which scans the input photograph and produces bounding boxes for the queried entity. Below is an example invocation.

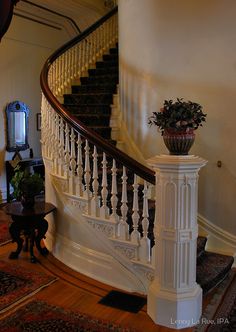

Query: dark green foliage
[10,166,44,200]
[148,98,207,135]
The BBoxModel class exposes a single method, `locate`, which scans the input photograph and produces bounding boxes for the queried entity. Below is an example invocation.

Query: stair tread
[81,74,118,79]
[64,92,113,97]
[86,124,111,127]
[74,114,111,117]
[64,103,112,107]
[72,84,117,88]
[196,251,234,294]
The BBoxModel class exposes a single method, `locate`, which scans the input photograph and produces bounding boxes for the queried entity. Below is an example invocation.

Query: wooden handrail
[40,7,155,185]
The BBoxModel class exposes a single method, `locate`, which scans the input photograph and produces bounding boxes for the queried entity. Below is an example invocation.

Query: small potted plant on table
[148,98,207,155]
[10,167,44,209]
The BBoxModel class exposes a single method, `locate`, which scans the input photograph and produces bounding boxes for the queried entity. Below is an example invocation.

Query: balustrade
[40,6,207,327]
[41,8,153,267]
[41,101,153,264]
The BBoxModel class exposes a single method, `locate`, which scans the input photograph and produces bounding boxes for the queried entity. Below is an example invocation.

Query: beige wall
[119,0,236,235]
[0,15,71,202]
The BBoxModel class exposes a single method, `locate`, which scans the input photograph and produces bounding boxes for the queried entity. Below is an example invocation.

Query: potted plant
[148,98,207,155]
[10,167,44,208]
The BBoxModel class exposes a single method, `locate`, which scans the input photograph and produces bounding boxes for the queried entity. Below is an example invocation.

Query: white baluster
[51,113,58,173]
[91,146,100,216]
[58,117,65,176]
[54,59,59,96]
[48,110,54,159]
[139,181,151,263]
[58,58,62,96]
[83,140,92,202]
[76,133,84,196]
[64,123,70,179]
[77,43,82,77]
[69,48,74,86]
[69,128,76,195]
[72,46,77,79]
[118,166,129,240]
[110,159,119,227]
[81,40,86,75]
[131,174,140,244]
[100,152,109,219]
[44,105,50,158]
[53,114,60,174]
[40,97,46,157]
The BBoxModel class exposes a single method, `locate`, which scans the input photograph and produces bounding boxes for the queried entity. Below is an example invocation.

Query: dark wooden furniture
[3,201,56,263]
[6,157,44,202]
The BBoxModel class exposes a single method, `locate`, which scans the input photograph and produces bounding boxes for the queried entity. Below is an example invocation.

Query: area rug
[194,269,236,332]
[99,290,146,313]
[0,260,57,313]
[0,300,137,332]
[0,219,11,246]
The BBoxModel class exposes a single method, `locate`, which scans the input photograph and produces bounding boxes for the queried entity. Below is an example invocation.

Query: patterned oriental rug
[0,260,57,314]
[0,219,11,246]
[0,300,137,332]
[194,269,236,332]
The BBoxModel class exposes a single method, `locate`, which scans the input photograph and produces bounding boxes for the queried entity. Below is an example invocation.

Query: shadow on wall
[119,56,236,159]
[119,56,163,158]
[118,56,236,236]
[199,160,236,235]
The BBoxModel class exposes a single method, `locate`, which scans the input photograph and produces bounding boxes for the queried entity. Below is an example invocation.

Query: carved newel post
[147,155,207,329]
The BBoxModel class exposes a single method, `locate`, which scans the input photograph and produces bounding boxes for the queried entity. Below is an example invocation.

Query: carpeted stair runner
[63,44,234,295]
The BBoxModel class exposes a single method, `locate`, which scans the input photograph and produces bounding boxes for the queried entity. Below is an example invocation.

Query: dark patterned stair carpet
[197,251,234,294]
[63,44,234,294]
[72,84,117,94]
[64,93,114,105]
[73,114,111,126]
[64,104,112,115]
[80,74,118,85]
[197,236,208,263]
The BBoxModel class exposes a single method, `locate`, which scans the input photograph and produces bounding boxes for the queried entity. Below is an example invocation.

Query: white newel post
[147,154,207,329]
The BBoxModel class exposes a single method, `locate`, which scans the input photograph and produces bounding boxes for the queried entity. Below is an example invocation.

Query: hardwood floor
[0,209,220,331]
[0,239,196,332]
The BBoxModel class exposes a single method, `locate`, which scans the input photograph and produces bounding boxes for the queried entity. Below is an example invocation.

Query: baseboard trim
[198,213,236,265]
[45,231,147,294]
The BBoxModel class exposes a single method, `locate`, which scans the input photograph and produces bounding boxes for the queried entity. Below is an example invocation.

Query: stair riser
[89,127,111,138]
[72,85,117,94]
[103,54,118,62]
[88,67,118,76]
[96,60,118,68]
[74,116,110,127]
[110,47,118,55]
[64,94,113,105]
[64,105,112,116]
[80,75,118,85]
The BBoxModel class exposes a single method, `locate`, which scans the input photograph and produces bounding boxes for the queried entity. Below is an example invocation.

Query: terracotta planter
[163,129,195,155]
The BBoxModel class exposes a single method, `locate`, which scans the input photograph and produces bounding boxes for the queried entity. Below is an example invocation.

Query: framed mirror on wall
[5,100,30,152]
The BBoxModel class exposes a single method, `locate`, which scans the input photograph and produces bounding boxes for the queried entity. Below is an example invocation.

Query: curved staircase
[40,4,234,319]
[62,41,234,295]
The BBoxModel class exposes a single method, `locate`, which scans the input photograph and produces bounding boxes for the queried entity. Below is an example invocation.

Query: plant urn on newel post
[148,98,206,155]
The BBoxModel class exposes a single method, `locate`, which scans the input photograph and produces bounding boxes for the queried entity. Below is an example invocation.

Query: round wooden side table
[3,201,56,263]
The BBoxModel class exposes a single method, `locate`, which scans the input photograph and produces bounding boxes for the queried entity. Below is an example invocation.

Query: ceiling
[15,0,111,32]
